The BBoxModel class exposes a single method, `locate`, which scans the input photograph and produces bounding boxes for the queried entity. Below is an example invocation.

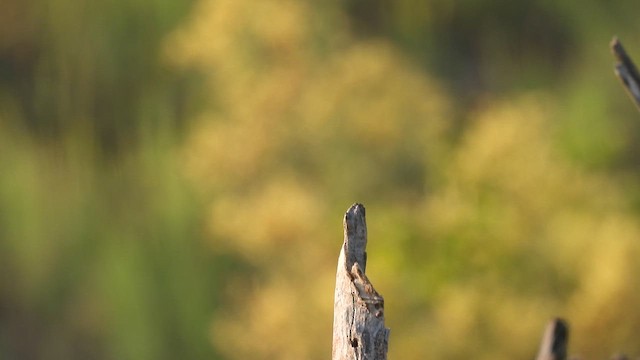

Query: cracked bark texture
[332,203,389,360]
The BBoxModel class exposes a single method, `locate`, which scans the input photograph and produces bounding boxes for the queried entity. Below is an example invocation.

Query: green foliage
[0,120,223,359]
[0,0,220,359]
[3,0,640,359]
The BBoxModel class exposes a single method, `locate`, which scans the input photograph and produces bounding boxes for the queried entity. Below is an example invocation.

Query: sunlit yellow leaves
[181,112,279,190]
[174,0,450,197]
[206,174,324,261]
[212,273,334,360]
[297,41,450,153]
[165,0,310,67]
[567,216,640,355]
[415,96,640,358]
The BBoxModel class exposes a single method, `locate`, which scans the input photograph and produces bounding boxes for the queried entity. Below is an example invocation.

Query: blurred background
[2,0,640,359]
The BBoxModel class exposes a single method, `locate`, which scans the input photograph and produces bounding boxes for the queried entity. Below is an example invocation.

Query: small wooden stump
[332,203,390,360]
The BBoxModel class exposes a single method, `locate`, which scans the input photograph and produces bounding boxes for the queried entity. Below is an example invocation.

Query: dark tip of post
[550,318,569,355]
[536,318,569,360]
[345,203,365,218]
[610,36,640,111]
[343,203,368,272]
[611,36,620,50]
[611,36,625,61]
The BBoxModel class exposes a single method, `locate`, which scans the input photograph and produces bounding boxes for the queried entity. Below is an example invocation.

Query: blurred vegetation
[3,0,640,359]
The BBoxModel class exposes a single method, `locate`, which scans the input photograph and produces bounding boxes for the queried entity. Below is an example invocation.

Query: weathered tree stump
[332,203,390,360]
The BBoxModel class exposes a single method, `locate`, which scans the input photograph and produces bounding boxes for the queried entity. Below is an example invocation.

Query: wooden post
[332,203,390,360]
[535,318,569,360]
[611,36,640,111]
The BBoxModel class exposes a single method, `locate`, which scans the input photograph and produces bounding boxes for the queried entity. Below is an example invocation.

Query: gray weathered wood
[332,203,389,360]
[611,37,640,111]
[536,318,569,360]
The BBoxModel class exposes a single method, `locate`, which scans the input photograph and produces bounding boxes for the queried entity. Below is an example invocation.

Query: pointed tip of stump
[345,203,365,218]
[343,203,367,272]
